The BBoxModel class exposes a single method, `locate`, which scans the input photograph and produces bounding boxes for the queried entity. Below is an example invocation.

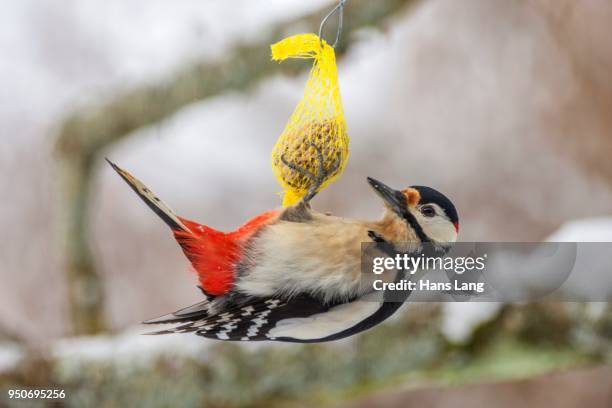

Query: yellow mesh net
[270,33,349,206]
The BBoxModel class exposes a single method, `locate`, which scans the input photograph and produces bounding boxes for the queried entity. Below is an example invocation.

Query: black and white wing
[144,293,404,343]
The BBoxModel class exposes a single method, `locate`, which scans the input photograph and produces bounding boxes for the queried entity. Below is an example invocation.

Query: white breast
[235,215,370,302]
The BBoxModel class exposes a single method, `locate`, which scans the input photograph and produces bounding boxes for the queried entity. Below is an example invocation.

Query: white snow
[0,343,24,373]
[546,217,612,242]
[546,218,612,300]
[52,327,211,369]
[441,303,501,344]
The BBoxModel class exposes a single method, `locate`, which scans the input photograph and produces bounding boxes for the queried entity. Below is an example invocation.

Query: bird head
[367,177,459,245]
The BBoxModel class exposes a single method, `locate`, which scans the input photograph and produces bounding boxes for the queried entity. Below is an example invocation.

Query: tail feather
[106,158,191,233]
[107,158,237,296]
[108,159,279,297]
[142,300,212,325]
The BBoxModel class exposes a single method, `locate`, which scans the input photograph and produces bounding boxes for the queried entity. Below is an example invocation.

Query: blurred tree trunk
[58,155,106,335]
[54,0,419,335]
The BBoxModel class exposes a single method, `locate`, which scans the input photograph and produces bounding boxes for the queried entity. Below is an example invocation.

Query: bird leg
[279,143,340,222]
[281,143,341,204]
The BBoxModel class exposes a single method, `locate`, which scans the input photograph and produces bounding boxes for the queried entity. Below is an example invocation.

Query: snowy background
[1,0,612,376]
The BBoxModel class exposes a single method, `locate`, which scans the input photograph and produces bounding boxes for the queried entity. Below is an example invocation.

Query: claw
[314,143,325,179]
[328,151,341,175]
[280,142,341,204]
[281,153,316,182]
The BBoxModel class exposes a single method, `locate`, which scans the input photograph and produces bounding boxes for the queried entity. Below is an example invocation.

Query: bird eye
[420,205,436,218]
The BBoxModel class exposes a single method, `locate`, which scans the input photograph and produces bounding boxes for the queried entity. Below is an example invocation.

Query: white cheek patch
[267,300,382,340]
[425,220,457,243]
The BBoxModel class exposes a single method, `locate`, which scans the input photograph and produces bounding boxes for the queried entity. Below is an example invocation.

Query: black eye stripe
[400,209,431,243]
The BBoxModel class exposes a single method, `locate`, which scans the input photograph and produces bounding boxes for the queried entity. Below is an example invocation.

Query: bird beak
[367,177,406,215]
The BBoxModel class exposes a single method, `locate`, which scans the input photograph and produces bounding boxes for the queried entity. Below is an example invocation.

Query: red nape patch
[172,210,280,296]
[454,221,460,233]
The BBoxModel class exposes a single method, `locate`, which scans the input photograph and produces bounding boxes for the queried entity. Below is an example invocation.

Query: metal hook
[318,0,346,48]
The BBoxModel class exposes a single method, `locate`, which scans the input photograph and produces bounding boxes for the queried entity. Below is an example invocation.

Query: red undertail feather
[105,158,281,295]
[173,210,279,296]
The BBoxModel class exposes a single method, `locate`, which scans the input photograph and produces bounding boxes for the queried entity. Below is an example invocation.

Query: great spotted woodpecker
[107,153,458,343]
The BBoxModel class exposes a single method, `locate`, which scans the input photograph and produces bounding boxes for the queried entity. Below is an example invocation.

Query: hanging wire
[318,0,346,48]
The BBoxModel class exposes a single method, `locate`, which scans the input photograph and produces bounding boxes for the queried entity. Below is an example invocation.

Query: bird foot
[281,143,340,204]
